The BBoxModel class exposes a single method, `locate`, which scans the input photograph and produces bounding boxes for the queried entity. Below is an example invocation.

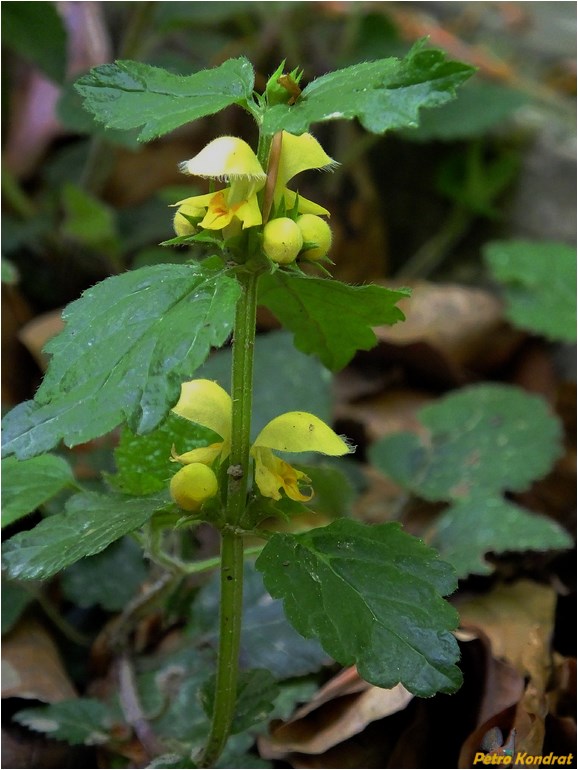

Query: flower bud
[170,463,218,512]
[173,202,205,236]
[296,214,332,261]
[265,62,303,107]
[262,217,303,264]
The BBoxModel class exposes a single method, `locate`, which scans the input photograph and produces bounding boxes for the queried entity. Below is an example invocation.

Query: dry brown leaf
[105,139,201,207]
[548,656,576,719]
[457,580,557,687]
[457,581,560,763]
[2,618,77,702]
[352,465,406,525]
[375,281,522,382]
[259,667,413,758]
[336,387,433,444]
[471,631,526,726]
[1,724,92,769]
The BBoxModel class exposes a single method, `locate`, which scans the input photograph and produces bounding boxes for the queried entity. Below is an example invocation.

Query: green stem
[146,542,264,576]
[199,268,260,768]
[199,528,245,767]
[227,269,259,524]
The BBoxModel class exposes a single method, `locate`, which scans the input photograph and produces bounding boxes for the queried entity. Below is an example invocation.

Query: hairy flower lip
[271,131,338,218]
[179,136,267,182]
[170,379,352,501]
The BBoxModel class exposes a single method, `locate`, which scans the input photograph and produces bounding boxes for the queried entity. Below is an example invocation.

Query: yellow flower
[272,131,337,217]
[174,136,267,231]
[172,132,337,234]
[170,379,351,502]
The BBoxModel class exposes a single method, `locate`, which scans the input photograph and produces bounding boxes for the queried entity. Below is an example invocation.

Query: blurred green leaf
[1,580,34,634]
[431,497,572,578]
[1,257,19,285]
[259,274,410,371]
[371,384,562,500]
[256,519,462,696]
[405,82,528,141]
[13,699,112,745]
[156,2,259,25]
[370,384,570,576]
[2,1,67,83]
[437,142,521,218]
[148,758,198,770]
[263,41,475,135]
[75,57,255,141]
[190,562,329,679]
[2,490,168,580]
[484,240,577,342]
[268,678,318,722]
[61,183,121,259]
[2,264,240,459]
[339,11,402,64]
[60,537,148,611]
[2,455,75,527]
[201,669,279,734]
[199,330,334,434]
[296,462,355,518]
[138,647,211,743]
[138,645,272,765]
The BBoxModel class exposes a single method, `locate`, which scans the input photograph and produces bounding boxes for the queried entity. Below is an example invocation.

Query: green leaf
[2,264,240,459]
[369,384,570,576]
[201,669,279,734]
[2,1,67,83]
[13,699,112,745]
[484,240,577,342]
[60,537,148,611]
[199,329,334,434]
[268,678,318,722]
[57,83,141,148]
[262,41,475,135]
[259,274,410,371]
[1,257,19,286]
[297,463,355,518]
[2,490,168,580]
[112,412,220,495]
[148,757,198,769]
[114,329,335,498]
[370,384,563,501]
[437,143,521,218]
[136,644,271,765]
[431,497,572,578]
[404,82,528,141]
[189,562,328,679]
[61,183,121,259]
[74,57,255,141]
[138,648,212,744]
[2,580,34,634]
[256,519,462,697]
[2,455,75,527]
